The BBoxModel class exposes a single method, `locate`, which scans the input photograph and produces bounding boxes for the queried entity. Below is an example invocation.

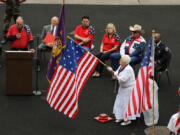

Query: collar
[107,33,115,38]
[155,41,161,47]
[81,25,89,29]
[132,35,141,40]
[51,25,57,29]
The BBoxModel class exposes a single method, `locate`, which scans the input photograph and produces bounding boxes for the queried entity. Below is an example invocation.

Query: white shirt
[51,25,57,36]
[114,65,135,88]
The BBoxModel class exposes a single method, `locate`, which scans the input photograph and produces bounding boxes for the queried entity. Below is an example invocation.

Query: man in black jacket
[154,33,169,74]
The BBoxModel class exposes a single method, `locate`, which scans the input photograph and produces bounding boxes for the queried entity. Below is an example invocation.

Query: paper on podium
[5,50,32,53]
[43,33,55,44]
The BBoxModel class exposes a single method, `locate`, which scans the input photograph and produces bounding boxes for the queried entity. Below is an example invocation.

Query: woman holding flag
[107,55,140,125]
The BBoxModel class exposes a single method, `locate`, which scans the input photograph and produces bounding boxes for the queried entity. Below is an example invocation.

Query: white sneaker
[115,119,122,123]
[121,120,131,126]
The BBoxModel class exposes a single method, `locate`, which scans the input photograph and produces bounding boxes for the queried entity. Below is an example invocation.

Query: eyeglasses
[132,31,138,34]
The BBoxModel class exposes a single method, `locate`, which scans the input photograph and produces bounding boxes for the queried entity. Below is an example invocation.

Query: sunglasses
[132,31,138,33]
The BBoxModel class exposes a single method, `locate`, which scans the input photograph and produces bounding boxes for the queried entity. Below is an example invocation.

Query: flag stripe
[76,53,92,87]
[132,89,137,115]
[52,72,74,109]
[139,68,145,113]
[47,66,63,101]
[67,98,78,117]
[59,82,76,113]
[50,70,71,106]
[126,37,153,118]
[175,110,180,133]
[62,86,77,114]
[77,55,97,95]
[55,76,75,111]
[49,69,69,105]
[47,39,99,118]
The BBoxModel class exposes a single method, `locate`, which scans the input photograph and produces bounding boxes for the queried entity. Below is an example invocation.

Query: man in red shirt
[6,16,34,52]
[74,16,95,51]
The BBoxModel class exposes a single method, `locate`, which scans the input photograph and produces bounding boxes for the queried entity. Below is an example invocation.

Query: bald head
[16,16,24,29]
[51,16,59,27]
[154,33,161,43]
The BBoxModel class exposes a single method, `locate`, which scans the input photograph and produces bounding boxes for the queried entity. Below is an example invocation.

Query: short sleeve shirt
[102,33,120,53]
[74,25,95,49]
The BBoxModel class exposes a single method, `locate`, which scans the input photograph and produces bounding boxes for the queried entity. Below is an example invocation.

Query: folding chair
[157,49,172,85]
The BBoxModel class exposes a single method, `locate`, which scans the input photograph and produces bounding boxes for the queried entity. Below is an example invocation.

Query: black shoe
[1,39,7,44]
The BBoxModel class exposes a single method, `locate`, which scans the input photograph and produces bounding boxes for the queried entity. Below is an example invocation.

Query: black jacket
[155,41,169,71]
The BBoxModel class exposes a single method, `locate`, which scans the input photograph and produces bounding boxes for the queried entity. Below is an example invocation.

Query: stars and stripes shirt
[120,35,146,57]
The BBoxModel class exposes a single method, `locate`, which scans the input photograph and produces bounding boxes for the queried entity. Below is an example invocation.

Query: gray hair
[121,55,131,65]
[51,16,59,21]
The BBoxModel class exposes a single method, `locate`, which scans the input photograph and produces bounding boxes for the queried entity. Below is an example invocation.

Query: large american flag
[47,39,99,118]
[126,37,154,118]
[175,107,180,133]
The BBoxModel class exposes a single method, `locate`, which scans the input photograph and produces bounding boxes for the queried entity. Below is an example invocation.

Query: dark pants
[37,43,52,65]
[154,62,168,81]
[95,52,112,74]
[3,1,21,38]
[0,44,2,55]
[110,53,142,71]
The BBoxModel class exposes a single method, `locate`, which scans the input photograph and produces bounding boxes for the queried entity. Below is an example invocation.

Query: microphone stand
[33,35,42,96]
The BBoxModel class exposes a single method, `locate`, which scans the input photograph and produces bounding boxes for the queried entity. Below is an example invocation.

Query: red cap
[178,88,180,96]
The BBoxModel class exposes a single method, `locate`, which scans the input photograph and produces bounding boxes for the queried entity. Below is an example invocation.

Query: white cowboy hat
[129,24,142,32]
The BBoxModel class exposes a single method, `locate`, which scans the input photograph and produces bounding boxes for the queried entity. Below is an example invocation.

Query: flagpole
[152,29,155,135]
[67,36,108,68]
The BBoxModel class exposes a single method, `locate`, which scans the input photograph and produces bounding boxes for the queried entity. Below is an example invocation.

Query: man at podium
[6,16,34,53]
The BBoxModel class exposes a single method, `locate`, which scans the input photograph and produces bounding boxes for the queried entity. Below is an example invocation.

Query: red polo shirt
[102,33,120,53]
[74,25,94,49]
[7,24,33,49]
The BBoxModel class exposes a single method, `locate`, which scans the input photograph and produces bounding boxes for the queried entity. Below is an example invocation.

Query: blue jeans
[110,53,142,70]
[130,56,142,65]
[110,53,121,71]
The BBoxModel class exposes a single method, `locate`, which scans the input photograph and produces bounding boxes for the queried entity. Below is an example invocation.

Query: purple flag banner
[47,3,65,82]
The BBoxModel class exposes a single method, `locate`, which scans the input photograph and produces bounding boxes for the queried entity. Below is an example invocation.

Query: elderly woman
[107,55,139,125]
[92,23,120,77]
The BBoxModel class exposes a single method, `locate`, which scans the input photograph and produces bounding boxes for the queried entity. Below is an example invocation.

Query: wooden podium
[5,51,34,95]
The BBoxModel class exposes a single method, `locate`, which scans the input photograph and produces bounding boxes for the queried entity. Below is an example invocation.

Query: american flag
[47,39,99,118]
[126,37,154,118]
[175,107,180,133]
